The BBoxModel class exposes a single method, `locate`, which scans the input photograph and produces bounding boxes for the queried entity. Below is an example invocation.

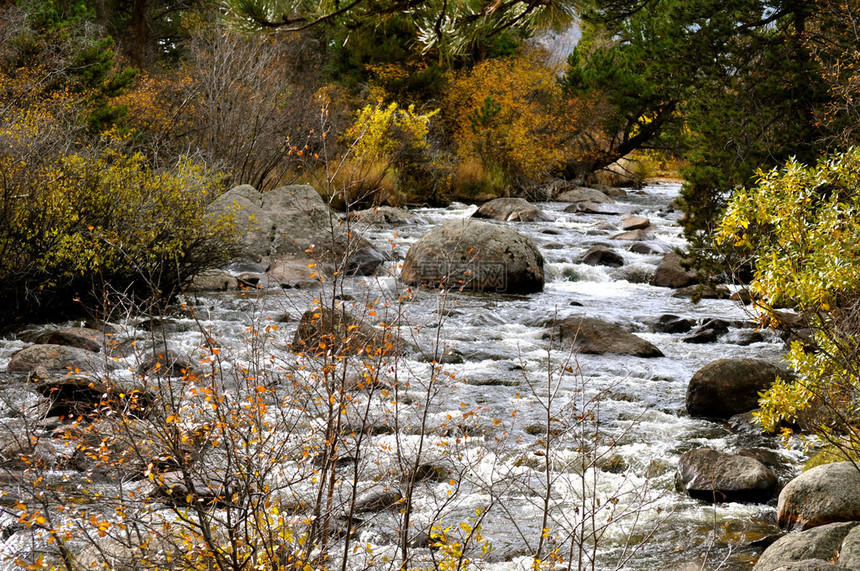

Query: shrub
[0,132,234,326]
[717,148,860,457]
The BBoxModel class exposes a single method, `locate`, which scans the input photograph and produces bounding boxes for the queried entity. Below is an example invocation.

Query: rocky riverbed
[1,181,849,570]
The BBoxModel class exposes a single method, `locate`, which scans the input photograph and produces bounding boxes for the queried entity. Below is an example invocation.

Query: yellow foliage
[444,49,572,184]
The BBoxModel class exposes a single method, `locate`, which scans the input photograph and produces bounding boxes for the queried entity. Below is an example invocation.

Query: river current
[0,182,804,570]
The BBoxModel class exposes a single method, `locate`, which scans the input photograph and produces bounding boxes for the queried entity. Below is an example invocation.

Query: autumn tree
[445,48,591,193]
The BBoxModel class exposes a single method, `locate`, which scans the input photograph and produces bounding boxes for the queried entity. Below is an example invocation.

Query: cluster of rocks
[673,355,860,569]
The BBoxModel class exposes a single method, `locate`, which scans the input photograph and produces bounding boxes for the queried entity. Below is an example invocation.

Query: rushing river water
[0,182,805,570]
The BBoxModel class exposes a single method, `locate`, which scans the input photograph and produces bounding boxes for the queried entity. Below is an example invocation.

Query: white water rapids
[0,182,807,570]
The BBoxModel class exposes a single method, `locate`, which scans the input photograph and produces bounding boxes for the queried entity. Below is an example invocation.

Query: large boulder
[553,317,663,358]
[754,522,860,570]
[686,358,784,419]
[778,462,860,531]
[401,220,544,294]
[473,198,549,222]
[209,184,385,276]
[7,344,100,373]
[292,307,408,357]
[677,448,777,503]
[556,187,614,204]
[652,252,697,288]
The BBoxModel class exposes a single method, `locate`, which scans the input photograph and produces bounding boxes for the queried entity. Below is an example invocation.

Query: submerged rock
[677,448,777,503]
[292,307,408,357]
[401,220,544,294]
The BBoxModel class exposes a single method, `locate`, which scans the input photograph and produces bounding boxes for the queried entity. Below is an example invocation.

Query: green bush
[0,141,235,327]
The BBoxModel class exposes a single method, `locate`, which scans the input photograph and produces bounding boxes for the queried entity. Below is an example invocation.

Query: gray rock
[682,319,730,344]
[292,307,408,357]
[347,206,424,225]
[138,349,198,378]
[686,358,784,419]
[611,229,652,241]
[209,184,385,276]
[554,317,663,358]
[7,344,100,373]
[188,270,240,291]
[778,462,860,531]
[353,485,402,512]
[473,198,549,222]
[556,187,614,204]
[838,525,860,569]
[579,245,624,267]
[652,314,693,334]
[678,448,777,503]
[563,202,623,215]
[754,522,860,570]
[34,327,105,353]
[401,220,544,294]
[672,284,731,299]
[629,242,660,255]
[652,252,697,288]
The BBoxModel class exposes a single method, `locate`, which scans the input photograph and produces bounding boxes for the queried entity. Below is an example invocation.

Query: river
[0,181,804,570]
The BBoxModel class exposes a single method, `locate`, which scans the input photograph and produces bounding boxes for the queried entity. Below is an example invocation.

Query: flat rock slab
[554,317,663,358]
[622,216,651,230]
[7,344,100,373]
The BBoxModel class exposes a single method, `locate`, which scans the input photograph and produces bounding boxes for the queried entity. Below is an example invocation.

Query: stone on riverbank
[677,448,777,503]
[686,358,784,419]
[553,317,663,358]
[778,462,860,531]
[754,521,860,570]
[473,198,549,222]
[401,220,544,294]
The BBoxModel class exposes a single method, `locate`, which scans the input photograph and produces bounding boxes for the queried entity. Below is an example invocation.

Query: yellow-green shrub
[717,148,860,457]
[0,129,234,325]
